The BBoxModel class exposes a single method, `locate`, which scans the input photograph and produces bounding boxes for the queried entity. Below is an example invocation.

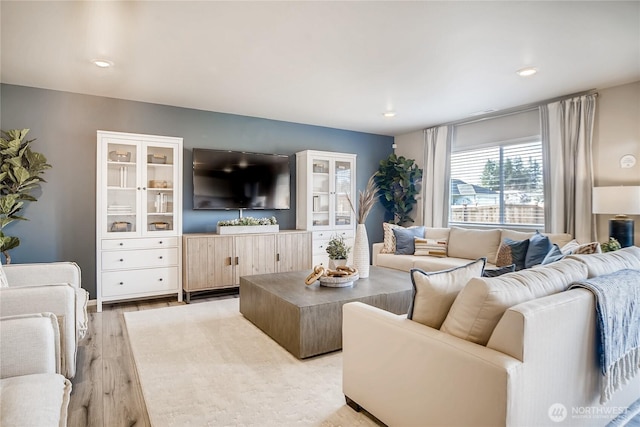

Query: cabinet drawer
[312,229,354,240]
[102,248,178,270]
[101,267,178,297]
[102,237,178,250]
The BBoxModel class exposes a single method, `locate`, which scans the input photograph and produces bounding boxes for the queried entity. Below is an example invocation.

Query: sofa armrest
[342,302,522,427]
[0,284,77,378]
[0,313,60,378]
[372,242,383,266]
[4,262,88,341]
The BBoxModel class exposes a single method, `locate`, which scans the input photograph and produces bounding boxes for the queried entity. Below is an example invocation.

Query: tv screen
[192,148,291,210]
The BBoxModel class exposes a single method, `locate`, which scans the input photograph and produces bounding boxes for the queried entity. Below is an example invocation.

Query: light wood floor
[67,291,237,427]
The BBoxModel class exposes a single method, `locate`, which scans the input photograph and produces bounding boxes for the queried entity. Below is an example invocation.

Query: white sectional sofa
[373,226,575,272]
[343,246,640,427]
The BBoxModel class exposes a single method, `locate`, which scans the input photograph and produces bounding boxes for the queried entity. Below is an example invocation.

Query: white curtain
[422,125,451,227]
[541,94,597,243]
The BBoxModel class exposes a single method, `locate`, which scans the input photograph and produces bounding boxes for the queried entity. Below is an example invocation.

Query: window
[449,141,544,227]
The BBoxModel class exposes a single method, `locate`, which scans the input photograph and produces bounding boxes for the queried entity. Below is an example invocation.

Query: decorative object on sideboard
[374,153,423,225]
[601,237,621,253]
[109,150,131,162]
[0,129,51,264]
[592,186,640,248]
[147,154,167,164]
[347,174,379,278]
[216,216,279,235]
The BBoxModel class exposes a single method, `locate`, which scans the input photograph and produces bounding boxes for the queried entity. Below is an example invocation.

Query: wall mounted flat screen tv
[192,148,291,210]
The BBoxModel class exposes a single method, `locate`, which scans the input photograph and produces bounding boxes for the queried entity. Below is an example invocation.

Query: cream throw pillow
[414,237,448,257]
[447,227,502,263]
[440,258,588,345]
[407,258,486,329]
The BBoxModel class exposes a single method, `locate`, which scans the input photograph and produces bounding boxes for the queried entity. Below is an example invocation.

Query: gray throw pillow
[393,226,425,255]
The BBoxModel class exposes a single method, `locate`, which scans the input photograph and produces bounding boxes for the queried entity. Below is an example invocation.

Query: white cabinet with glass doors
[96,130,183,311]
[296,150,356,266]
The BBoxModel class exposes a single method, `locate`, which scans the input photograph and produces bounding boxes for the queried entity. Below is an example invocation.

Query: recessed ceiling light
[516,67,538,77]
[383,111,396,118]
[93,59,113,68]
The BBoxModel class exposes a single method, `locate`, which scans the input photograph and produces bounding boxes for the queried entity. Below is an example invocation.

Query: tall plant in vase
[347,174,378,278]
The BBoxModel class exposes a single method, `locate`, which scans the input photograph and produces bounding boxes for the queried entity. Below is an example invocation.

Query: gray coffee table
[239,266,412,359]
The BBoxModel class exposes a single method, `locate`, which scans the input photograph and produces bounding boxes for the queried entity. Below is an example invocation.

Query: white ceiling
[1,1,639,137]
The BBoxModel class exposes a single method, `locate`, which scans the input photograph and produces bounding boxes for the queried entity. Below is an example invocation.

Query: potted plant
[0,129,51,264]
[216,216,279,235]
[326,234,350,269]
[601,237,621,252]
[374,153,423,225]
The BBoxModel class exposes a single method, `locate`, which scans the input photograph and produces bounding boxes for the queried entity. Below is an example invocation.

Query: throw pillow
[414,237,448,257]
[393,226,425,255]
[560,239,581,254]
[408,258,486,329]
[0,260,8,288]
[524,231,552,268]
[495,238,529,270]
[440,258,588,345]
[572,242,602,255]
[482,264,516,277]
[380,223,401,254]
[447,227,502,265]
[542,244,565,265]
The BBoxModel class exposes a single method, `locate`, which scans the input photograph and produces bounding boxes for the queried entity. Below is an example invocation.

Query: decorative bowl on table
[319,272,359,288]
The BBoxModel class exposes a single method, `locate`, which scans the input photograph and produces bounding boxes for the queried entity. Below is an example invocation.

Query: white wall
[592,81,640,246]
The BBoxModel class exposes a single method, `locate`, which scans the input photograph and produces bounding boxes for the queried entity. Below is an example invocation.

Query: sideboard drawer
[102,248,178,270]
[101,237,178,251]
[101,267,178,297]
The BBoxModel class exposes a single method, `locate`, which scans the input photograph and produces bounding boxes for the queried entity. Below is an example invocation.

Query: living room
[1,1,639,427]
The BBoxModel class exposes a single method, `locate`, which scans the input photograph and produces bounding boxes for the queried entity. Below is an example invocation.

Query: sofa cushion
[495,238,529,270]
[0,373,71,427]
[414,237,448,257]
[500,229,574,248]
[440,258,588,345]
[408,258,486,329]
[447,227,502,263]
[524,231,552,268]
[567,246,640,278]
[394,226,425,255]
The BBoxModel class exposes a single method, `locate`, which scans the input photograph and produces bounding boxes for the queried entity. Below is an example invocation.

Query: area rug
[124,297,379,426]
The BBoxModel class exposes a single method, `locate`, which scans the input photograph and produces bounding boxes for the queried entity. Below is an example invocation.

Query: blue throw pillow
[542,244,565,265]
[393,226,425,255]
[525,231,552,268]
[495,238,529,271]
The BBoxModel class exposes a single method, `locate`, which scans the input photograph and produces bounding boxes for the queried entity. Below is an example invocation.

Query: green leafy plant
[374,153,423,225]
[0,129,51,264]
[601,237,621,253]
[217,216,277,226]
[326,234,350,260]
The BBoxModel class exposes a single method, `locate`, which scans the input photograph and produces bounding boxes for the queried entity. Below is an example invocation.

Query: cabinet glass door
[105,140,138,235]
[144,143,177,234]
[334,160,353,227]
[311,159,330,227]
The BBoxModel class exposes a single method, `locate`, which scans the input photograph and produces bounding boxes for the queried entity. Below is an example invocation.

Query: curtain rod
[429,88,598,129]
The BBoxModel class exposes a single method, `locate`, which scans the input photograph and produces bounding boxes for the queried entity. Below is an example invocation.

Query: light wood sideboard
[182,230,312,302]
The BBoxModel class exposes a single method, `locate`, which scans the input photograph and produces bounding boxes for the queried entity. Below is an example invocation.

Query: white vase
[353,223,370,278]
[328,258,347,270]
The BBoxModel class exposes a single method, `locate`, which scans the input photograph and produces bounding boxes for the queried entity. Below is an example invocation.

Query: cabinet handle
[118,282,124,285]
[137,187,141,190]
[159,256,163,259]
[159,241,163,245]
[276,253,280,262]
[235,256,239,265]
[119,242,124,246]
[227,256,232,265]
[119,258,124,262]
[159,278,163,282]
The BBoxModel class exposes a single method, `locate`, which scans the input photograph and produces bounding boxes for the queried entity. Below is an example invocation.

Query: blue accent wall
[0,84,392,298]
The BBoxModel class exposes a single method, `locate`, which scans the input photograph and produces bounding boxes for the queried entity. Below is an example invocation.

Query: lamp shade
[592,186,640,215]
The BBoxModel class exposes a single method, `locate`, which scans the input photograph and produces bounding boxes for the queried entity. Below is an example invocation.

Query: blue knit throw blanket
[570,269,640,404]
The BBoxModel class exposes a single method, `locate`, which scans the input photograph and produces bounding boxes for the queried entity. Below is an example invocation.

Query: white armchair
[0,262,88,378]
[0,313,72,427]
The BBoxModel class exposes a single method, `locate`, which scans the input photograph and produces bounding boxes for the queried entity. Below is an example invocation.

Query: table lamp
[592,186,640,248]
